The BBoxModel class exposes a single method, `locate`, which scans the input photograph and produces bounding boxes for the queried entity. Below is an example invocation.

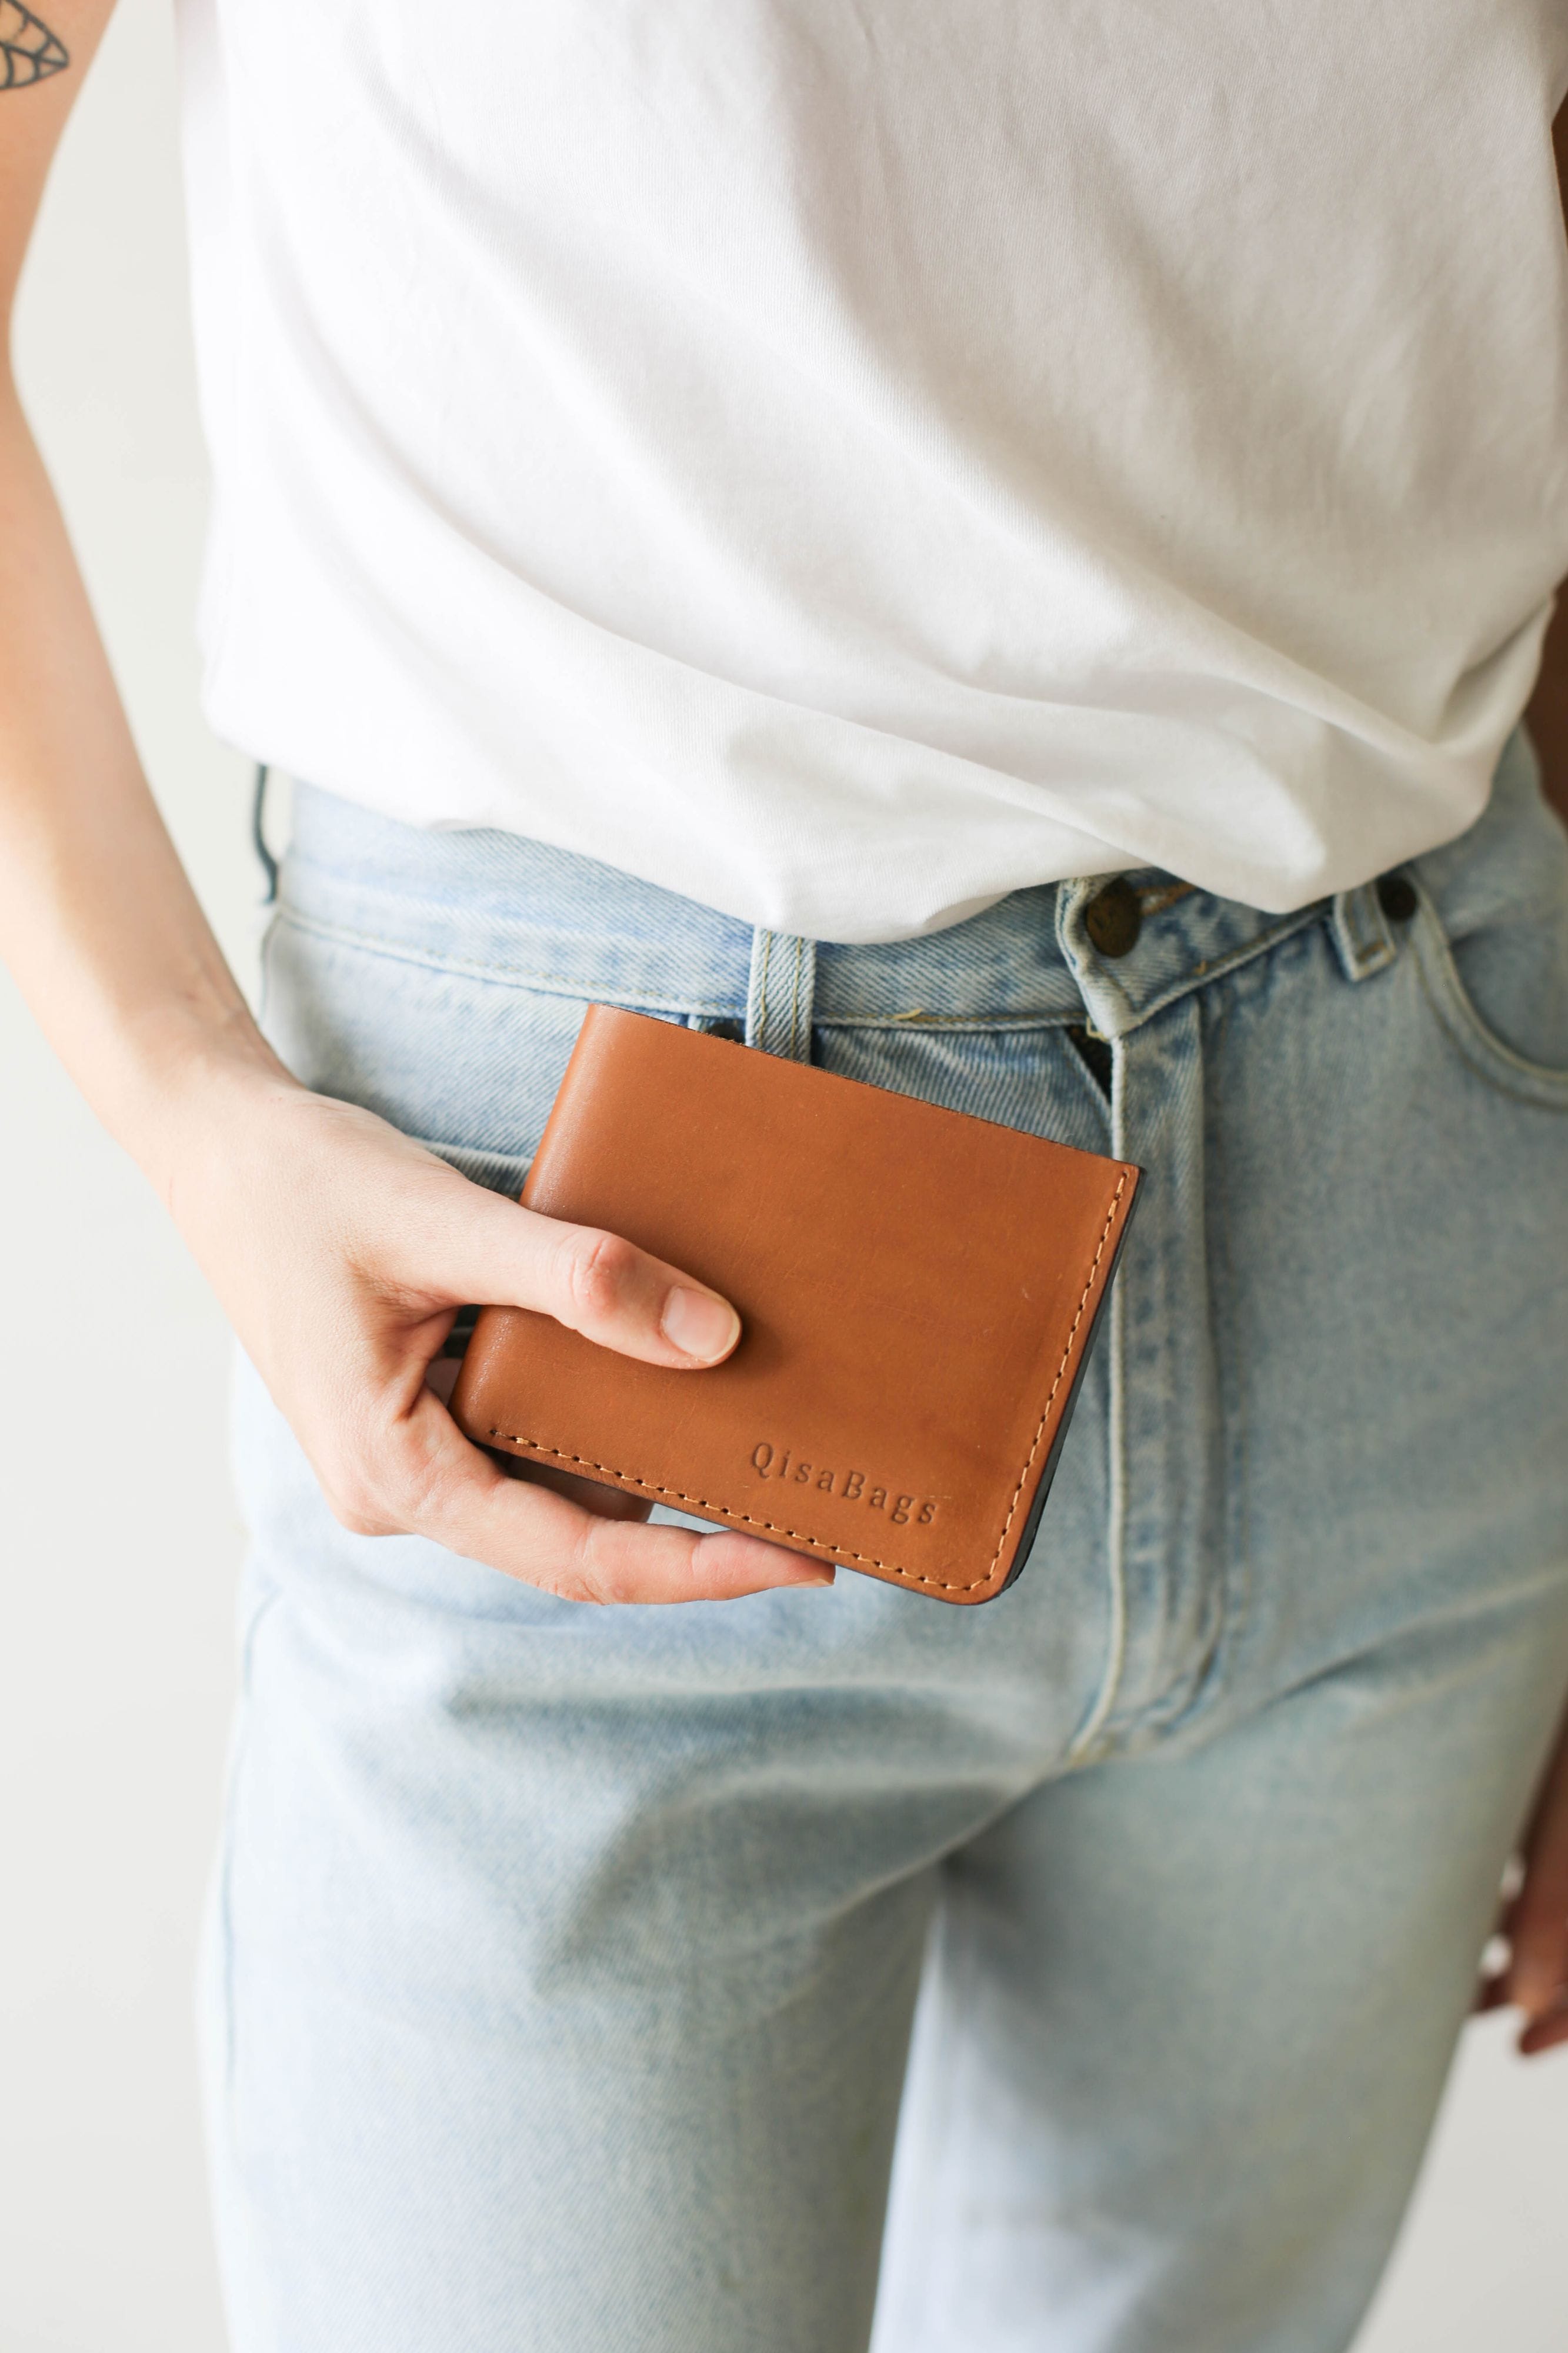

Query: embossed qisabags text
[749,1441,938,1527]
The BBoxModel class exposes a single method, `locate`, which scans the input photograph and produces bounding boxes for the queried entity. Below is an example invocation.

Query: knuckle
[376,1442,454,1532]
[322,1434,447,1539]
[576,1518,663,1606]
[541,1517,618,1606]
[559,1227,639,1328]
[536,1567,605,1607]
[323,1477,391,1538]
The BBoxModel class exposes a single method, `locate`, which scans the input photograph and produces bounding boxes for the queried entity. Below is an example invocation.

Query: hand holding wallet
[452,1006,1138,1605]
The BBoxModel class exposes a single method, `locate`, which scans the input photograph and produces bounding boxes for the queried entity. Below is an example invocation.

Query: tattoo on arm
[1,0,69,89]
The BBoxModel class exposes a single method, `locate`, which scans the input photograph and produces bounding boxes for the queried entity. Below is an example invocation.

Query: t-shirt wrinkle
[175,0,1568,942]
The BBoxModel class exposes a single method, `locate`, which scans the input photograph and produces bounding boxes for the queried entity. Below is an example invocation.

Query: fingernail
[661,1287,742,1362]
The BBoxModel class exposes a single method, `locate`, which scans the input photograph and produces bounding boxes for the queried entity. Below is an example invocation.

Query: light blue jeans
[204,733,1568,2353]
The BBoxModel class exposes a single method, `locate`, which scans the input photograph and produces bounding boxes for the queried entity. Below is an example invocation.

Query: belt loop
[1329,881,1397,984]
[745,929,818,1060]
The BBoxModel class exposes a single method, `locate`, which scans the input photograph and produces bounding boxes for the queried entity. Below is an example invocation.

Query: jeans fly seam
[1190,978,1254,1729]
[1127,988,1253,1751]
[1067,1039,1131,1758]
[1067,1241,1128,1762]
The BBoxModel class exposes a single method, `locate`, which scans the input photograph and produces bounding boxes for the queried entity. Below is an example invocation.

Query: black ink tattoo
[1,0,69,89]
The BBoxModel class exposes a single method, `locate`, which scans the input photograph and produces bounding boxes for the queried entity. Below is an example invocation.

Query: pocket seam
[1410,888,1568,1109]
[271,906,742,1020]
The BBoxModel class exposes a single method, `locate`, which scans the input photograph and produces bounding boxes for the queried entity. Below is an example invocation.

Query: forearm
[0,372,288,1196]
[0,365,796,1602]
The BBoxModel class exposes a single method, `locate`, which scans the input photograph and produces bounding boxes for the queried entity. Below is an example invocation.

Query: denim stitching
[790,935,805,1061]
[1180,908,1320,989]
[1409,899,1568,1108]
[751,929,773,1051]
[276,905,1319,1034]
[273,908,742,1018]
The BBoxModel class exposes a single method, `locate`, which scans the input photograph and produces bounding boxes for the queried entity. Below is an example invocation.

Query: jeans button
[1083,878,1143,958]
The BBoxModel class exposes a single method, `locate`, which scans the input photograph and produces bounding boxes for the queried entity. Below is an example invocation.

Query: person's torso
[176,0,1568,939]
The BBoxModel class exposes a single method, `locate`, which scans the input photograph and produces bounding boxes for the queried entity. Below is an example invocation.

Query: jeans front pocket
[1408,898,1568,1109]
[261,908,598,1192]
[1410,738,1568,1110]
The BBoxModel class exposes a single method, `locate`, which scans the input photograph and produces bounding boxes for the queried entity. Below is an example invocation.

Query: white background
[1,6,1565,2347]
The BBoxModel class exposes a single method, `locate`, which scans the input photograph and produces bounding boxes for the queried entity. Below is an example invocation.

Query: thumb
[429,1184,742,1370]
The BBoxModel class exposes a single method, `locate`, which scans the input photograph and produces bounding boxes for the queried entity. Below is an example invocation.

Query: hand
[160,1060,832,1607]
[1476,1698,1568,2055]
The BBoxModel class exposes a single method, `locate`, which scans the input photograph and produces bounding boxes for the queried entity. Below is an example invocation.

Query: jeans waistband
[278,782,1423,1056]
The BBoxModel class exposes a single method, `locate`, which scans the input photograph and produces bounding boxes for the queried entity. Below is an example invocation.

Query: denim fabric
[203,731,1568,2353]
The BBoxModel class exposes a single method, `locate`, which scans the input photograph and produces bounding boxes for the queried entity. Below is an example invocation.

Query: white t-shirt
[176,0,1568,943]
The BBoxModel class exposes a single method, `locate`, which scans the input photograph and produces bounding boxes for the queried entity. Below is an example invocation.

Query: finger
[1500,1856,1568,2022]
[461,1459,832,1604]
[423,1187,744,1369]
[1502,1711,1568,2015]
[1518,1999,1568,2058]
[358,1390,832,1604]
[1471,1914,1517,2013]
[503,1454,655,1521]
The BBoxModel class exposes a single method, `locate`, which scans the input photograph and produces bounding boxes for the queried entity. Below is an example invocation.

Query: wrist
[112,1003,301,1206]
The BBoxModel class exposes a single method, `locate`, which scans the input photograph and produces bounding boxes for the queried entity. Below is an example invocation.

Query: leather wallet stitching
[485,1170,1131,1596]
[979,1168,1129,1587]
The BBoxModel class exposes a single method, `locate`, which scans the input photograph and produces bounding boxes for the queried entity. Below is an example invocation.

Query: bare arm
[0,3,272,1178]
[0,8,820,1604]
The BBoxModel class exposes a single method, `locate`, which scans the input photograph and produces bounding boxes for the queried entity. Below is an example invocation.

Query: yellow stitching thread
[488,1172,1132,1597]
[978,1170,1129,1582]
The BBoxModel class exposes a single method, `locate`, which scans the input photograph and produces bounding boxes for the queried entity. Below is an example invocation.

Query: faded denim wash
[203,730,1568,2353]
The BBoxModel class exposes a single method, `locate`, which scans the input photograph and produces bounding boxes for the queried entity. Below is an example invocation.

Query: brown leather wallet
[451,1005,1139,1605]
